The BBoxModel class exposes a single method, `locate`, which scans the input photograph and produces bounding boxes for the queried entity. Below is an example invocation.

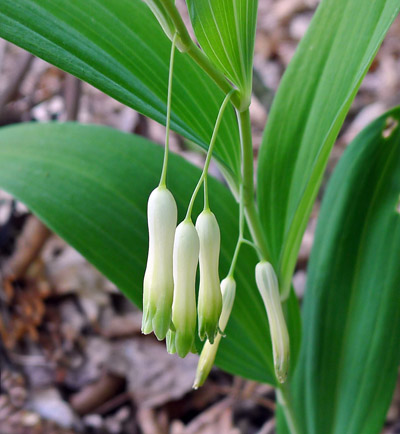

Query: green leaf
[186,0,258,108]
[0,0,240,181]
[0,121,300,384]
[257,0,400,296]
[280,108,400,434]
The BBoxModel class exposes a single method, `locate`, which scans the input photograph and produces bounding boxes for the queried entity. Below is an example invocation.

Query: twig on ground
[258,417,276,434]
[137,407,165,434]
[0,51,34,118]
[69,373,125,415]
[184,396,234,434]
[64,74,82,121]
[2,216,51,280]
[92,392,130,415]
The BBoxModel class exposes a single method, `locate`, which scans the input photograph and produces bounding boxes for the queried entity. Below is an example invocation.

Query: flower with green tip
[171,220,199,357]
[196,210,222,343]
[255,262,290,384]
[142,186,177,340]
[166,329,177,354]
[193,276,236,389]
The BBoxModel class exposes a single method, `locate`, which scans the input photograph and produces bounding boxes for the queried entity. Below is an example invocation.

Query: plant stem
[186,43,241,109]
[158,14,294,430]
[277,384,302,434]
[159,0,242,110]
[237,109,270,261]
[241,238,258,250]
[227,182,263,277]
[159,33,177,187]
[159,0,191,47]
[237,110,300,432]
[228,239,243,278]
[228,185,244,277]
[203,176,210,210]
[185,90,235,221]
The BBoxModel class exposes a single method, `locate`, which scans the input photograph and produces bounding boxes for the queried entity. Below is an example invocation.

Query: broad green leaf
[0,0,240,181]
[257,0,400,296]
[279,108,400,434]
[141,0,180,49]
[0,122,300,384]
[186,0,258,108]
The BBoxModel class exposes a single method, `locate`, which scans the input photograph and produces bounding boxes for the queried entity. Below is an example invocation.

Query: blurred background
[0,1,399,433]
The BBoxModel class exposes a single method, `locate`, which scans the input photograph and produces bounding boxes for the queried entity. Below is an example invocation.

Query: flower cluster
[142,183,290,385]
[139,20,290,386]
[142,187,224,358]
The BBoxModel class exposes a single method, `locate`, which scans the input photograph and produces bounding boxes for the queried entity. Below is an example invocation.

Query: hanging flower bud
[195,210,222,343]
[193,276,236,389]
[142,0,186,51]
[255,262,290,384]
[218,277,236,332]
[142,186,177,340]
[171,220,199,357]
[193,335,222,390]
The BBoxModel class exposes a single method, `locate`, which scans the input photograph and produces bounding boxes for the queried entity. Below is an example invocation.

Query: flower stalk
[158,0,242,110]
[142,32,178,340]
[185,89,235,221]
[142,1,185,52]
[159,32,178,187]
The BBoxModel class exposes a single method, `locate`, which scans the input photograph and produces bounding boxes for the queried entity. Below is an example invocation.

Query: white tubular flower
[193,276,236,389]
[255,262,290,384]
[195,210,223,343]
[142,186,177,340]
[142,0,186,51]
[166,329,177,354]
[171,220,199,357]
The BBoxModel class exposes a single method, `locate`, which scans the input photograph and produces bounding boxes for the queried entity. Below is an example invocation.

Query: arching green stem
[159,32,178,187]
[277,384,302,434]
[159,0,242,110]
[241,239,258,250]
[203,175,210,211]
[185,89,235,221]
[228,184,244,277]
[237,109,271,261]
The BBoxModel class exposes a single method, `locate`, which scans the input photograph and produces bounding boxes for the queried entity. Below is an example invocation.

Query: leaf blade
[257,0,400,295]
[0,121,300,384]
[0,0,240,179]
[186,0,258,106]
[283,108,400,434]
